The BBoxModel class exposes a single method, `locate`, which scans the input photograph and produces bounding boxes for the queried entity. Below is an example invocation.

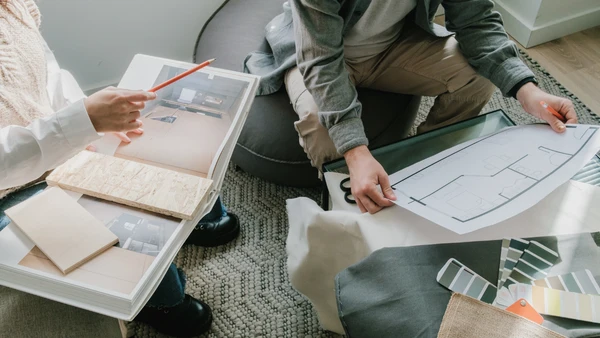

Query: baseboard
[528,7,600,47]
[494,1,600,48]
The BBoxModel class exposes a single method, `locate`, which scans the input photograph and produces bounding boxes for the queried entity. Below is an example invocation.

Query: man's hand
[344,145,396,214]
[516,83,577,132]
[85,87,156,133]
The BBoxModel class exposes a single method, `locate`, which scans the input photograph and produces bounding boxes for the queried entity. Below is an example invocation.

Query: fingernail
[559,124,566,131]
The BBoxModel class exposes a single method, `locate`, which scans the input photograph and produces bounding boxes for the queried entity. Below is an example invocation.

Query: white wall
[494,0,600,47]
[495,0,541,27]
[38,0,226,92]
[536,0,599,26]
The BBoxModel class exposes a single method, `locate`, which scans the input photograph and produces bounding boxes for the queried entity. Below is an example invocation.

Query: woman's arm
[0,100,98,189]
[0,88,156,190]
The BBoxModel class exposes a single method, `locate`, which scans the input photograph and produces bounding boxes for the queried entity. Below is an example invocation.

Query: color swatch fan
[498,238,529,288]
[437,258,498,304]
[437,237,600,325]
[501,240,559,288]
[495,279,600,324]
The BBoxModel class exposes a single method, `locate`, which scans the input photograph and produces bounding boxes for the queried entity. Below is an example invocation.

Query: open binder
[0,54,259,320]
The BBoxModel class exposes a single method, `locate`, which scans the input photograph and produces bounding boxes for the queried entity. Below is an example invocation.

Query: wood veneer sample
[6,187,119,274]
[46,151,212,220]
[19,246,155,294]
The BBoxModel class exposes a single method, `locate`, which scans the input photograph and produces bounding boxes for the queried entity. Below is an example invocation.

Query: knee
[455,72,496,104]
[295,107,321,129]
[448,50,496,100]
[294,113,340,169]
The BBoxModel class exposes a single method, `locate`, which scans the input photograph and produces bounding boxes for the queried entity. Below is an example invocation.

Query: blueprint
[388,124,600,234]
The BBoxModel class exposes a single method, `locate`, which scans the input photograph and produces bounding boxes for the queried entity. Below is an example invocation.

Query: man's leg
[361,24,496,133]
[284,67,341,173]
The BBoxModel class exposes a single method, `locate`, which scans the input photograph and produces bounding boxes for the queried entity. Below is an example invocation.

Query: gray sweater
[244,0,535,155]
[344,0,417,64]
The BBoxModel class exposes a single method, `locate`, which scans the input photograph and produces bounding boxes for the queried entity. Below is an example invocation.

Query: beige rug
[125,50,599,337]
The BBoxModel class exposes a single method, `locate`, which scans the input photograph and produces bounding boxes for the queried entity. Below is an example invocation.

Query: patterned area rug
[126,50,599,337]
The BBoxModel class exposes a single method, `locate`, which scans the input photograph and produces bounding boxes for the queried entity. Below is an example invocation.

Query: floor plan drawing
[388,124,600,234]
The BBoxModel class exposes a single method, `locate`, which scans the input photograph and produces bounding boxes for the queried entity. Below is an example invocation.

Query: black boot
[134,294,212,337]
[185,212,240,247]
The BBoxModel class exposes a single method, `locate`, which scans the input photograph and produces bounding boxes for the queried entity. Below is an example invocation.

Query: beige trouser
[284,24,496,171]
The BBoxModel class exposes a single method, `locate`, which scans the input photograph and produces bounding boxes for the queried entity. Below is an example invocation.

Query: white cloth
[286,172,600,333]
[0,40,100,190]
[344,0,417,63]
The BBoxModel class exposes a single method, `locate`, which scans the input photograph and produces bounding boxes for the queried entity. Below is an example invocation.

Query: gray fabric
[243,0,535,154]
[344,0,417,64]
[335,233,600,338]
[194,0,420,188]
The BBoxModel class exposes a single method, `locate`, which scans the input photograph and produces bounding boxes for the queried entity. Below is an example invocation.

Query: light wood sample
[5,187,119,274]
[20,246,155,295]
[46,151,213,220]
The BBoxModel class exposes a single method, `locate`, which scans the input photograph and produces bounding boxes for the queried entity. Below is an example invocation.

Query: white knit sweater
[0,0,54,199]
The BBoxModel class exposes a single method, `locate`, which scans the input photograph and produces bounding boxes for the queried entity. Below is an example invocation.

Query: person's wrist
[508,77,537,99]
[516,82,539,104]
[84,97,103,132]
[344,145,370,164]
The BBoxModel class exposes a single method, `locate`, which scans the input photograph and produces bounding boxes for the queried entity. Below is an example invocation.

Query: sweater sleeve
[0,99,101,190]
[23,0,41,28]
[289,0,368,155]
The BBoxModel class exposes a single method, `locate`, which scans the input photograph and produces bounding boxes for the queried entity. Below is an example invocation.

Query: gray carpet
[126,50,599,337]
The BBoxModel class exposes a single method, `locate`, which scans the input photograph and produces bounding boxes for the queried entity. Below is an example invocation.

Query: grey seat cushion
[195,0,420,187]
[335,233,600,338]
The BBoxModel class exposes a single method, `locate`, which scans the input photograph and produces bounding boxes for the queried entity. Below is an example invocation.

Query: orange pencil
[149,58,216,92]
[540,101,565,122]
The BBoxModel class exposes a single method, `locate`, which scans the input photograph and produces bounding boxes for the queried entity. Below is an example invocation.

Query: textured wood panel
[46,151,213,220]
[5,187,119,274]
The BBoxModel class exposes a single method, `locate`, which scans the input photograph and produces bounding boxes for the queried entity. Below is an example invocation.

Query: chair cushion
[195,0,420,187]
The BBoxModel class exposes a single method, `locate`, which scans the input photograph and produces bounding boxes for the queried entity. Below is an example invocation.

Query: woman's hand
[84,87,155,133]
[112,127,144,143]
[85,128,145,152]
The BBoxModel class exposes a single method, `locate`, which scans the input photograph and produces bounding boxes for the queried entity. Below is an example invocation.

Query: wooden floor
[516,26,600,115]
[433,15,600,115]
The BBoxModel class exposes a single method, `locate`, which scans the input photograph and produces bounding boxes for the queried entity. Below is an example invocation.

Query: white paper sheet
[388,124,600,234]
